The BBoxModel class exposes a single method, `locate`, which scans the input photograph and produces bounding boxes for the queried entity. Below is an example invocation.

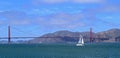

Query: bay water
[0,43,120,58]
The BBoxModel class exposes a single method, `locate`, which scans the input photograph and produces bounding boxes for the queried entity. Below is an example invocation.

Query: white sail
[82,37,84,44]
[76,35,84,46]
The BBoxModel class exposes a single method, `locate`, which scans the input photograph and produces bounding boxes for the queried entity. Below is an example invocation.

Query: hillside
[29,29,120,44]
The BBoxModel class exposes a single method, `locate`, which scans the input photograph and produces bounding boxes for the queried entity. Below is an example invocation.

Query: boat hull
[76,44,84,46]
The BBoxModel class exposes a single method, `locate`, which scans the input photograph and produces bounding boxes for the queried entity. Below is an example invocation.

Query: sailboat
[76,35,84,46]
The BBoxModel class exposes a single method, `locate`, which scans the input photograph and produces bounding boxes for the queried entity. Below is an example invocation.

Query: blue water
[0,43,120,58]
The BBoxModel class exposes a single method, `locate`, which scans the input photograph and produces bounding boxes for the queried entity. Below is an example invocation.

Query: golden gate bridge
[0,25,93,44]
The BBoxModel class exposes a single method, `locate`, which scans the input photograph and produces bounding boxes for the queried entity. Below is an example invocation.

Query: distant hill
[96,29,120,42]
[29,29,120,44]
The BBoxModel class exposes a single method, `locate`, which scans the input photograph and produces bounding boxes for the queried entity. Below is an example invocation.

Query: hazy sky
[0,0,120,37]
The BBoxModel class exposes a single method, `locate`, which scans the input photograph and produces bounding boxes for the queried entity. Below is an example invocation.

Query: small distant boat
[76,35,84,46]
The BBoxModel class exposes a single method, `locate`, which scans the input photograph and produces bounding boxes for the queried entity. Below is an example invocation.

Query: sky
[0,0,120,37]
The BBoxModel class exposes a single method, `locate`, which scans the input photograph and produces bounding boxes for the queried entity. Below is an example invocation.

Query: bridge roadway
[0,37,80,39]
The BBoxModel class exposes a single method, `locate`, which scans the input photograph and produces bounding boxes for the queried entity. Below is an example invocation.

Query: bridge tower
[8,25,11,44]
[90,28,92,43]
